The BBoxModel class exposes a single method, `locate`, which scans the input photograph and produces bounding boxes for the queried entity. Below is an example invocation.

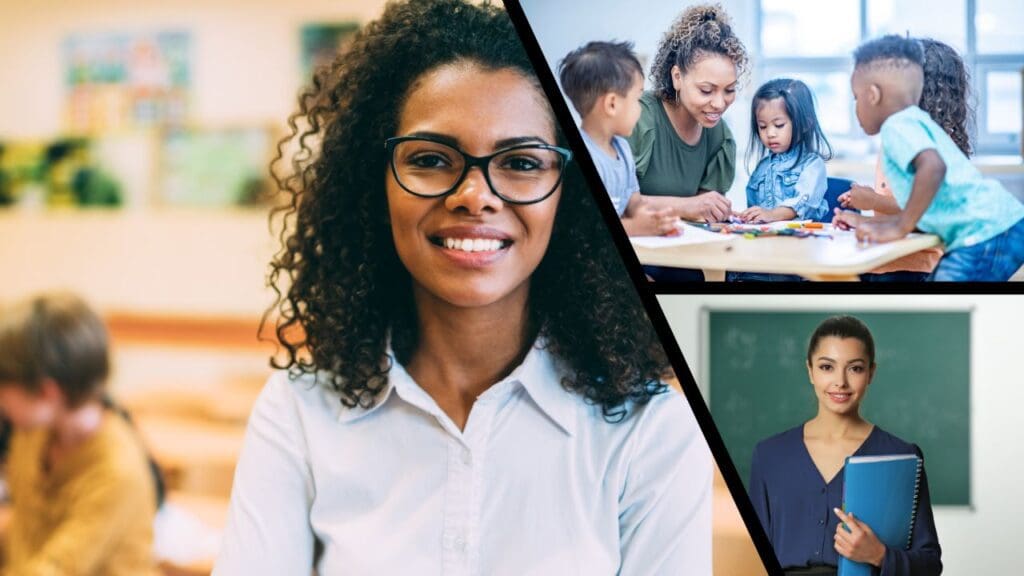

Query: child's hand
[627,205,678,236]
[738,206,793,223]
[855,215,911,243]
[647,206,679,236]
[838,184,879,211]
[832,208,866,231]
[737,206,766,223]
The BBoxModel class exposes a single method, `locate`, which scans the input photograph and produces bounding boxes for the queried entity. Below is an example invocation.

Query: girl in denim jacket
[727,78,833,281]
[737,78,833,224]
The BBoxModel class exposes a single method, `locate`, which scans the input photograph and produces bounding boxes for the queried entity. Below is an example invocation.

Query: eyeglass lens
[391,140,564,202]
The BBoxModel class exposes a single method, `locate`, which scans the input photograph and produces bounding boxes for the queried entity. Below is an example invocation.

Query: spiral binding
[906,457,922,549]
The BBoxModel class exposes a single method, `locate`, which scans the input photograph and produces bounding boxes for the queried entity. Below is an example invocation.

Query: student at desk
[214,1,712,574]
[727,78,833,283]
[839,38,968,282]
[0,294,160,576]
[748,316,942,575]
[627,4,749,282]
[834,35,1024,281]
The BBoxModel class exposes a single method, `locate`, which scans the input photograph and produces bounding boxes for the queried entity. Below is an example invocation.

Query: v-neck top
[627,91,736,198]
[749,424,942,575]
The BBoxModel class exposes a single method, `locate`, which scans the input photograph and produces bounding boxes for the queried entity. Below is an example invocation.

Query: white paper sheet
[629,223,737,248]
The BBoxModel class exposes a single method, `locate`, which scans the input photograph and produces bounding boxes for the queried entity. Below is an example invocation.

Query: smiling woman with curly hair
[212,0,712,574]
[626,3,749,282]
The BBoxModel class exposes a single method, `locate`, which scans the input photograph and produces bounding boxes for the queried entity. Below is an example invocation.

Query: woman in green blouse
[629,4,749,224]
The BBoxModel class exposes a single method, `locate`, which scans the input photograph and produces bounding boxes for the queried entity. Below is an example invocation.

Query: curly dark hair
[919,38,974,157]
[650,3,749,103]
[264,0,668,422]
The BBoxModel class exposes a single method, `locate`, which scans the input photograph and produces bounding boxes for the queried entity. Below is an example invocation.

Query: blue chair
[819,177,855,221]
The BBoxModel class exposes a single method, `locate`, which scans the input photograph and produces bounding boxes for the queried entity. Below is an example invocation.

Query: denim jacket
[746,146,828,221]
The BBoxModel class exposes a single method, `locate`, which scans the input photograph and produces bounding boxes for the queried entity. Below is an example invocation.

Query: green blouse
[627,91,736,198]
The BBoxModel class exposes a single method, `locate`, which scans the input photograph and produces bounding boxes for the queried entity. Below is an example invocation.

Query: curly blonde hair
[650,4,749,103]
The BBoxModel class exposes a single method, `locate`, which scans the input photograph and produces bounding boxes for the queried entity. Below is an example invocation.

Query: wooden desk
[136,416,245,497]
[634,226,942,281]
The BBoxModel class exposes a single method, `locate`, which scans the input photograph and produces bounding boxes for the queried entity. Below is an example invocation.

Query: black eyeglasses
[385,136,573,205]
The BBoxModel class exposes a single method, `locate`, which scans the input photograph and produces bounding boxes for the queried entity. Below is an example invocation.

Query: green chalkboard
[706,310,970,506]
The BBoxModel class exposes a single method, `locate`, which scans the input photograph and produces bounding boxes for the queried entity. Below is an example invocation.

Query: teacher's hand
[684,191,731,223]
[833,508,886,568]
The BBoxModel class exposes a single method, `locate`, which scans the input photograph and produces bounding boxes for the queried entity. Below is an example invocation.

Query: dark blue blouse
[749,425,942,575]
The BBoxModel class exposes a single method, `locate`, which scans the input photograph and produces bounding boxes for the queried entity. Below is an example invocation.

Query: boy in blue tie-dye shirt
[834,35,1024,281]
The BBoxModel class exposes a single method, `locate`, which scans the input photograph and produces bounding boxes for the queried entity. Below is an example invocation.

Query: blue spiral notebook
[838,454,922,576]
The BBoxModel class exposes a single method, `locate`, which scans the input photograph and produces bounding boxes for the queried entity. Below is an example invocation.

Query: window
[761,0,860,58]
[763,70,853,135]
[757,0,1024,155]
[976,0,1024,54]
[984,70,1022,143]
[867,0,966,53]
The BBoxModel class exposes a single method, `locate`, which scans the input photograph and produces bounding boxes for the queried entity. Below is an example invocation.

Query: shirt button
[454,536,467,553]
[461,449,472,466]
[818,519,825,525]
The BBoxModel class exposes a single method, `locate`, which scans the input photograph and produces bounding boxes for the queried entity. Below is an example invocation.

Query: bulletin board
[64,30,191,134]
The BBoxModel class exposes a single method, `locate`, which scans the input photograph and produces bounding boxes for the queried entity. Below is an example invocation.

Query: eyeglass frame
[384,135,573,205]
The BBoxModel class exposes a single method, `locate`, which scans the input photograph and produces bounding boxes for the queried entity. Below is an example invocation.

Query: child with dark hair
[835,34,1024,281]
[739,78,833,224]
[0,293,159,576]
[559,41,676,236]
[727,78,832,282]
[840,38,973,282]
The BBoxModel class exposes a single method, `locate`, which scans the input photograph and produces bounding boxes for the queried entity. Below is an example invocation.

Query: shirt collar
[770,144,802,163]
[335,337,578,436]
[508,339,578,437]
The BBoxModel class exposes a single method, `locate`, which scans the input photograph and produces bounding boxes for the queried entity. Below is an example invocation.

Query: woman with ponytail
[627,3,749,281]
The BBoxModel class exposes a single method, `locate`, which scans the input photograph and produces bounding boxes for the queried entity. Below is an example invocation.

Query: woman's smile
[387,64,559,309]
[826,390,853,404]
[428,225,515,267]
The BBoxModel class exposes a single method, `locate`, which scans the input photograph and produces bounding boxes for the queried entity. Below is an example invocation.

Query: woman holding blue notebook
[748,316,942,575]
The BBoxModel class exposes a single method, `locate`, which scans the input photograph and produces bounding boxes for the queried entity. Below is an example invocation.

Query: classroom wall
[659,293,1021,575]
[0,0,393,317]
[0,210,275,317]
[0,0,388,140]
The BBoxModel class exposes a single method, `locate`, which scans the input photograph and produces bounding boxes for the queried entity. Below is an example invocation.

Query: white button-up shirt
[213,341,711,575]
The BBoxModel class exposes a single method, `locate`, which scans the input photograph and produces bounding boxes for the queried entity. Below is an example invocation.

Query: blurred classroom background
[0,1,767,574]
[0,0,387,573]
[524,0,1024,207]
